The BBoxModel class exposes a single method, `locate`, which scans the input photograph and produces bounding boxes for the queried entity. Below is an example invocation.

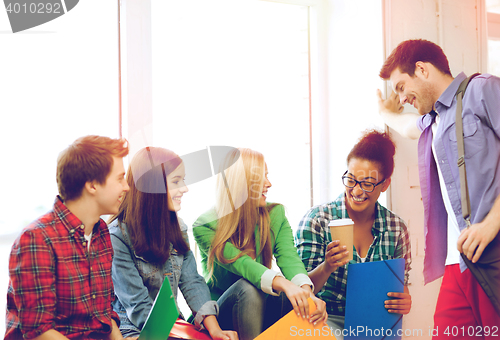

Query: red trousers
[432,264,500,339]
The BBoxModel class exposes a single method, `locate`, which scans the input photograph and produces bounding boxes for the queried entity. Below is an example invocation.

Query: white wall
[383,0,487,338]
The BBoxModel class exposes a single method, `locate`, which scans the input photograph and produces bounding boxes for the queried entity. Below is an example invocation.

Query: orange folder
[255,298,336,339]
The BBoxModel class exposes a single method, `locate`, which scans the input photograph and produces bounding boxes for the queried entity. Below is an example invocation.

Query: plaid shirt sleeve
[372,206,412,286]
[393,217,412,286]
[295,202,351,315]
[295,207,327,273]
[8,226,57,338]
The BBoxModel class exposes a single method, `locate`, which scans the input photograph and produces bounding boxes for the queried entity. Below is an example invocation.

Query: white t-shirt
[432,115,461,265]
[84,232,92,251]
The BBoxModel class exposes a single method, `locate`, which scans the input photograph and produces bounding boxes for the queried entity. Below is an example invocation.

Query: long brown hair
[207,148,276,278]
[109,147,189,264]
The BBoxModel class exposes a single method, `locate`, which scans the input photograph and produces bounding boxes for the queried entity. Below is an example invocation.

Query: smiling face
[344,158,390,215]
[166,162,188,212]
[94,156,129,215]
[390,64,437,116]
[258,164,272,207]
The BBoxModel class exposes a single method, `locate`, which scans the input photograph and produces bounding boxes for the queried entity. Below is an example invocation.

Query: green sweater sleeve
[193,210,269,290]
[270,205,309,280]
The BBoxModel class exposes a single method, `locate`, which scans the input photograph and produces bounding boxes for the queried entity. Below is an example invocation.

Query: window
[150,0,311,230]
[122,0,386,230]
[0,2,120,237]
[0,1,119,335]
[487,0,500,75]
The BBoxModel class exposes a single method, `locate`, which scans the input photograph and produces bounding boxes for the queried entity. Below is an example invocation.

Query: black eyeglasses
[341,171,386,193]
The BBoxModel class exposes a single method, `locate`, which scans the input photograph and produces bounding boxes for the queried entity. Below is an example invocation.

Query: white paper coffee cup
[328,218,354,261]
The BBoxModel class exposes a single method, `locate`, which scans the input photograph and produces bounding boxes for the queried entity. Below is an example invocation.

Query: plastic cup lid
[328,218,354,227]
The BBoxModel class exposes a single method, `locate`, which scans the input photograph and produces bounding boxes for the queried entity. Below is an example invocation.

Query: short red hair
[57,135,129,201]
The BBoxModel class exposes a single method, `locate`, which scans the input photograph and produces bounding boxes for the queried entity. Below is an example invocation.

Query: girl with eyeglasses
[295,130,412,340]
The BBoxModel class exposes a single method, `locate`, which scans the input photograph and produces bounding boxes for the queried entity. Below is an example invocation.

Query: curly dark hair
[347,129,396,179]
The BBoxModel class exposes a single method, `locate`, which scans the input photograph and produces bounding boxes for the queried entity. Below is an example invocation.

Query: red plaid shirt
[5,196,119,339]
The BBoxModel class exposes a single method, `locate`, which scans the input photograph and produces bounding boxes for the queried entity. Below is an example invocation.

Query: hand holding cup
[323,240,351,274]
[326,218,354,273]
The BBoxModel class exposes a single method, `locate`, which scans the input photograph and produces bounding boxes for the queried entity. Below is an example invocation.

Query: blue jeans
[217,278,292,340]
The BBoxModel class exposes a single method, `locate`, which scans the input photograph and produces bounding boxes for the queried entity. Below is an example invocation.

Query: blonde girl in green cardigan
[194,148,327,340]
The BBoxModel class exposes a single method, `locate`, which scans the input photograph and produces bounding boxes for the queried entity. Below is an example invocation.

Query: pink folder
[169,319,212,340]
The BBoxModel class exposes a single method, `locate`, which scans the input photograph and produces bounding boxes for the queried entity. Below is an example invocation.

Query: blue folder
[344,258,405,340]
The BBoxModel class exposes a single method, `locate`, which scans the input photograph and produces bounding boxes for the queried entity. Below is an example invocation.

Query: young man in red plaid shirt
[5,135,130,340]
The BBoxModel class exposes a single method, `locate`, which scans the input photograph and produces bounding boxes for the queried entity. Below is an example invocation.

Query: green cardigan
[193,204,311,300]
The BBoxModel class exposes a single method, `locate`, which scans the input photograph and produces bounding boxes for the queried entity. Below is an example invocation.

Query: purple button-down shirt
[416,72,500,284]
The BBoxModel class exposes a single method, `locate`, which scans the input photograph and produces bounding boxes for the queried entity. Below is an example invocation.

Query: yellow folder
[255,298,336,339]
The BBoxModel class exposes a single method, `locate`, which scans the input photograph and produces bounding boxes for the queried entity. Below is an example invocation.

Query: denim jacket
[109,218,218,335]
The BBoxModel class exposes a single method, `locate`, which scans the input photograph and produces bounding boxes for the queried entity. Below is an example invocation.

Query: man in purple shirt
[377,39,500,338]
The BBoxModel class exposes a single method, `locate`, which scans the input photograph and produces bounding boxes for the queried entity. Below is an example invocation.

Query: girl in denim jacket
[108,147,237,340]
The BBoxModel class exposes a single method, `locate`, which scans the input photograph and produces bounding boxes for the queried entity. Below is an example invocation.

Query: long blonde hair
[207,148,276,277]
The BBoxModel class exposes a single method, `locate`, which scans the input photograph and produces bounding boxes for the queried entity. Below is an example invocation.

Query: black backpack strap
[455,73,480,226]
